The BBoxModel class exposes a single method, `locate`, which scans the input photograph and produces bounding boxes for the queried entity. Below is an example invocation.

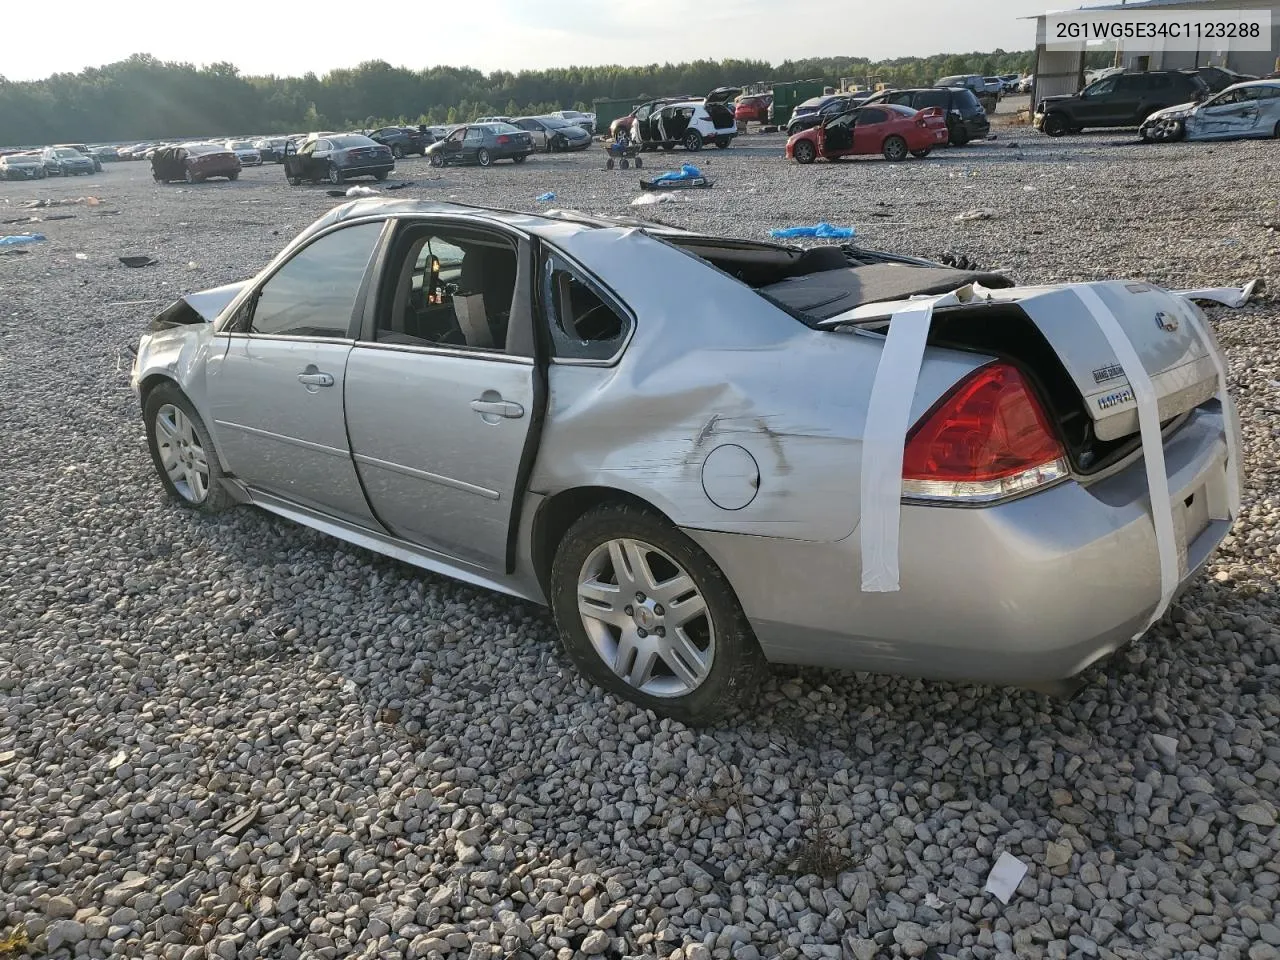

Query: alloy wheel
[576,538,715,698]
[153,403,210,503]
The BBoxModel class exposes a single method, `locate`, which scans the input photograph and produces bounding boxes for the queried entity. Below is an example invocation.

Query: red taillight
[496,135,511,145]
[902,362,1068,502]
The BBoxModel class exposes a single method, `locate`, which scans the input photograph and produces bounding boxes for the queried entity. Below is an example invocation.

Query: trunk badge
[1155,311,1179,333]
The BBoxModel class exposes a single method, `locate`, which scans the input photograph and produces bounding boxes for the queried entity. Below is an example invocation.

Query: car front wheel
[683,130,704,151]
[1041,113,1069,137]
[328,163,343,184]
[144,383,231,513]
[793,140,817,164]
[392,145,404,159]
[550,502,764,725]
[429,153,444,167]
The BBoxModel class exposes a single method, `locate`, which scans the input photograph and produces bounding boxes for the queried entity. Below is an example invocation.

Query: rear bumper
[688,405,1236,686]
[339,163,395,177]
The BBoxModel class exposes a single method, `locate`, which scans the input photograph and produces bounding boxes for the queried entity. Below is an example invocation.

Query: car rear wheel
[513,154,527,164]
[144,383,231,514]
[288,175,301,186]
[1272,120,1280,139]
[477,148,492,167]
[327,163,343,184]
[550,502,764,725]
[228,172,239,181]
[882,136,909,161]
[911,148,932,158]
[1041,113,1069,137]
[793,140,817,164]
[715,137,731,149]
[683,130,704,151]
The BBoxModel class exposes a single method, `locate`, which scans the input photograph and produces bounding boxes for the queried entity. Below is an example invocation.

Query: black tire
[550,135,564,152]
[606,157,615,170]
[374,170,388,180]
[683,130,704,151]
[634,156,643,169]
[1041,113,1069,137]
[513,154,527,164]
[228,172,239,181]
[949,124,970,147]
[392,144,404,159]
[143,382,233,514]
[620,158,630,169]
[793,139,817,164]
[288,176,301,186]
[429,153,444,168]
[882,135,908,162]
[910,148,932,158]
[328,163,343,184]
[549,502,765,725]
[715,137,731,149]
[1272,120,1280,139]
[477,148,492,167]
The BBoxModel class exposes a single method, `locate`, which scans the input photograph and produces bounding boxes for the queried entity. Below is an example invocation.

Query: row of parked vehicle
[0,144,103,180]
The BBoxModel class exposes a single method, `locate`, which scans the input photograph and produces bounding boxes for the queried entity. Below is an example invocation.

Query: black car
[861,87,990,146]
[1034,70,1210,136]
[425,123,534,167]
[283,134,394,184]
[368,126,431,158]
[1195,66,1258,93]
[784,95,867,137]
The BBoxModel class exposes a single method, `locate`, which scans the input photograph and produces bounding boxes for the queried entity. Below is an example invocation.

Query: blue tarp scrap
[536,192,556,202]
[0,233,46,246]
[653,164,703,183]
[769,223,855,240]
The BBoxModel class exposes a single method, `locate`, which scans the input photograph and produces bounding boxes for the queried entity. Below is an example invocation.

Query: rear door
[205,220,388,526]
[1108,74,1148,124]
[344,219,539,570]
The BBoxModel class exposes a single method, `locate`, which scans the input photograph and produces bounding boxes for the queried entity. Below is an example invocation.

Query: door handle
[298,372,335,387]
[470,398,524,419]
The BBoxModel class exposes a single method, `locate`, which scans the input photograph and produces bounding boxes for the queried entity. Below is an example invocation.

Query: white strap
[859,294,958,592]
[1175,297,1242,519]
[1074,286,1179,635]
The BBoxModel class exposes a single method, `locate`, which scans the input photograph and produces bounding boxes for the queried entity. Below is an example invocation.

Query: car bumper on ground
[688,406,1234,686]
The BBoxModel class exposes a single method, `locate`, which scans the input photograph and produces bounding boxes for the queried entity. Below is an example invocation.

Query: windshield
[54,148,82,158]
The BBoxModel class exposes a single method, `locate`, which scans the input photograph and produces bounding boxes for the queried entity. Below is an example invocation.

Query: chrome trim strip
[214,420,349,459]
[353,452,501,500]
[353,342,534,365]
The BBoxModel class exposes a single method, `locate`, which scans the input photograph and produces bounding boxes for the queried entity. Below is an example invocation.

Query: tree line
[0,50,1047,146]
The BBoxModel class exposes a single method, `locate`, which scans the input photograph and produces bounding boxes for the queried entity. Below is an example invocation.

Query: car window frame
[356,216,538,365]
[536,243,636,367]
[219,219,392,343]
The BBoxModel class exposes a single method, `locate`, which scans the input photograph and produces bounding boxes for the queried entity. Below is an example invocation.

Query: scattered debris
[1177,278,1265,308]
[641,164,710,190]
[222,802,262,839]
[23,196,103,208]
[109,299,163,307]
[75,253,88,260]
[326,190,347,198]
[984,851,1028,904]
[0,234,46,247]
[953,208,996,223]
[631,193,682,206]
[118,256,158,268]
[384,182,414,191]
[1,216,37,225]
[44,214,76,221]
[769,223,855,240]
[345,185,379,197]
[536,192,556,202]
[0,248,29,256]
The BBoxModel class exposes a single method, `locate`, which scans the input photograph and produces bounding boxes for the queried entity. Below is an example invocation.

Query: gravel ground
[2,132,1279,960]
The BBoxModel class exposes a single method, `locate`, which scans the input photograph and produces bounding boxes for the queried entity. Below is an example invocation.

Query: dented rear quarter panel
[527,226,990,543]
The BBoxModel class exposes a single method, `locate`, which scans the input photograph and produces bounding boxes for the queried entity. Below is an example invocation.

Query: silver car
[130,200,1241,723]
[1141,79,1280,142]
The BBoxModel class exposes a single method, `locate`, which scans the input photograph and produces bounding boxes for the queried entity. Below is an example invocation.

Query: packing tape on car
[1073,286,1179,635]
[1174,296,1242,520]
[860,291,962,593]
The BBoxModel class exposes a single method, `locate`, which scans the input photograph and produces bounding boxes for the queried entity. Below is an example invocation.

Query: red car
[786,104,948,163]
[151,142,242,183]
[734,95,772,123]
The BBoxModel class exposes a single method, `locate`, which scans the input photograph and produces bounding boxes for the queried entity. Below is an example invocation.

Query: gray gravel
[2,130,1279,960]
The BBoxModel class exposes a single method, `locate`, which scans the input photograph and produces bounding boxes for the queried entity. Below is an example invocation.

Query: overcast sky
[4,0,1056,82]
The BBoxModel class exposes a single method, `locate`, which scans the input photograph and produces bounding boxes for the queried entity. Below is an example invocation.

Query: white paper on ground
[859,292,961,592]
[1074,285,1179,636]
[984,851,1029,904]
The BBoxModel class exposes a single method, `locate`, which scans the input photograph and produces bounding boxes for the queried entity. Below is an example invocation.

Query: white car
[1140,79,1280,142]
[551,109,597,134]
[224,140,262,166]
[631,99,738,151]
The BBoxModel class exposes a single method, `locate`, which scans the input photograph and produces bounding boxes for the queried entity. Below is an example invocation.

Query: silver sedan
[131,200,1241,723]
[1141,79,1280,142]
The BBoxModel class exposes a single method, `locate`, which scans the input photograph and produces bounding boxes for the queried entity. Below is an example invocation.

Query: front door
[206,220,387,526]
[821,113,855,154]
[1194,88,1263,138]
[344,220,538,570]
[633,103,658,142]
[1074,75,1120,124]
[852,107,890,154]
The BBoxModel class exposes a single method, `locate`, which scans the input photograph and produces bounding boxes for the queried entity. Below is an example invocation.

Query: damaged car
[632,99,737,151]
[283,134,394,184]
[151,143,242,183]
[130,199,1244,723]
[786,104,949,162]
[1140,79,1280,142]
